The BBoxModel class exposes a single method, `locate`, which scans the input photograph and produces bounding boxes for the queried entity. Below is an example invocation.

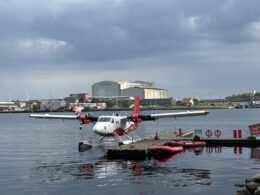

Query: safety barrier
[233,129,242,138]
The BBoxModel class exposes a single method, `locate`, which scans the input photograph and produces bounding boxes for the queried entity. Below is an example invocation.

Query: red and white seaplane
[30,96,209,151]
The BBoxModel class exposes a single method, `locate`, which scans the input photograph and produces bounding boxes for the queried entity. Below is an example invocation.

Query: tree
[32,103,40,112]
[193,98,199,105]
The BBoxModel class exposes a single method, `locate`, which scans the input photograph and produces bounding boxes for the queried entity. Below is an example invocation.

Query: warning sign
[205,129,212,137]
[214,129,221,137]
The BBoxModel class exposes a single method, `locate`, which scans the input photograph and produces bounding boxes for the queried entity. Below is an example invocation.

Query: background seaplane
[30,96,209,151]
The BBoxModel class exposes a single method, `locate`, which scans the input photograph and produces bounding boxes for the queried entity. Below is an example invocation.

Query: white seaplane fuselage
[93,115,137,136]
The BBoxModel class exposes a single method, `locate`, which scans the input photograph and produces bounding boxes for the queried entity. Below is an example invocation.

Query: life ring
[214,129,221,137]
[205,129,212,137]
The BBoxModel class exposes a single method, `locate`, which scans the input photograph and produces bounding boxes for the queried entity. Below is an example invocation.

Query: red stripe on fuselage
[105,128,125,136]
[109,123,138,136]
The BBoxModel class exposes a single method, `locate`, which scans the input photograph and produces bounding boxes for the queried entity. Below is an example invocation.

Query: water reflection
[33,156,211,188]
[148,147,205,163]
[32,147,260,187]
[251,148,260,160]
[32,147,259,191]
[206,146,223,154]
[152,152,184,163]
[184,147,205,155]
[205,146,260,159]
[33,158,125,182]
[133,163,211,186]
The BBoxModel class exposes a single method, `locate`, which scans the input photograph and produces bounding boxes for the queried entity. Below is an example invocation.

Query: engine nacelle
[79,115,91,124]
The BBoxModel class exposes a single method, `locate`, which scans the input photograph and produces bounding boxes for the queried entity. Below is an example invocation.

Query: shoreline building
[92,80,172,105]
[92,81,155,97]
[121,87,169,99]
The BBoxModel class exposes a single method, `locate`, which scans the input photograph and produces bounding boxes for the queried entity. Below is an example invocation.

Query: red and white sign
[249,123,260,137]
[214,129,221,137]
[205,129,212,137]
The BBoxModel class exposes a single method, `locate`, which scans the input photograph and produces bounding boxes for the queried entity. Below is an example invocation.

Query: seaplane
[30,96,209,151]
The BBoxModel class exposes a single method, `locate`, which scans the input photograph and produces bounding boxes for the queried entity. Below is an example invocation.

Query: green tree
[193,98,199,105]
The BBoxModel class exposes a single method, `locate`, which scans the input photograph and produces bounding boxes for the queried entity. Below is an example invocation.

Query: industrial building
[92,80,172,105]
[92,81,120,97]
[121,87,169,99]
[0,102,26,112]
[92,80,155,97]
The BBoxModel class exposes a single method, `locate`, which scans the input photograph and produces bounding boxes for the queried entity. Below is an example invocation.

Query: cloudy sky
[1,0,260,101]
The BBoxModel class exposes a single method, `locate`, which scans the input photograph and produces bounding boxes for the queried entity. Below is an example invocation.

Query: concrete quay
[200,137,260,147]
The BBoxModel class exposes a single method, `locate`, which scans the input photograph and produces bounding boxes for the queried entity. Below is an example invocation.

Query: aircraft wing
[29,113,98,124]
[137,110,209,121]
[30,113,79,119]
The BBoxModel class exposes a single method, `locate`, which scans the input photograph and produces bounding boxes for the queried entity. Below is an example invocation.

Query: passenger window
[111,119,114,123]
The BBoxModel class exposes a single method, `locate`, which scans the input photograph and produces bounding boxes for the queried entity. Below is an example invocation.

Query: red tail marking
[126,123,138,134]
[133,96,141,122]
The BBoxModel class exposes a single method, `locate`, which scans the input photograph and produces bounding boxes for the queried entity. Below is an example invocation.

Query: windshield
[97,117,112,122]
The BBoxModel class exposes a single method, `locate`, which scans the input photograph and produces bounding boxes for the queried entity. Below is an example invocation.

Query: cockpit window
[97,117,112,122]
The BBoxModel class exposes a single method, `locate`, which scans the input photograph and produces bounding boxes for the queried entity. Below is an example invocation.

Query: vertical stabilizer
[133,96,140,121]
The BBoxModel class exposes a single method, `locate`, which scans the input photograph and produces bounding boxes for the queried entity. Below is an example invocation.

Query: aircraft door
[120,118,127,129]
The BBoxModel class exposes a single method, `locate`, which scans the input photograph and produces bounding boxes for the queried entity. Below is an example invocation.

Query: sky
[1,0,260,101]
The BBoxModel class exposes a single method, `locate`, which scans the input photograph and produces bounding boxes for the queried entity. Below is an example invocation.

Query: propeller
[78,114,97,129]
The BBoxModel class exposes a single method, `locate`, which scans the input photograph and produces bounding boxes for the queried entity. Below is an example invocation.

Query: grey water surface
[0,109,259,195]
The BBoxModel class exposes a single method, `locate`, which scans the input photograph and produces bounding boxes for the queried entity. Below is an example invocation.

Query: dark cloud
[1,0,260,100]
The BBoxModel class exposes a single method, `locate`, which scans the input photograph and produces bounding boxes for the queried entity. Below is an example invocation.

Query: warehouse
[92,80,154,97]
[121,87,171,105]
[121,87,169,99]
[92,81,121,97]
[92,80,171,105]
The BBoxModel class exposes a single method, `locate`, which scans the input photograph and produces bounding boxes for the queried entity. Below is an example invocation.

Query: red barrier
[234,147,243,155]
[239,147,243,154]
[238,129,242,138]
[233,129,237,138]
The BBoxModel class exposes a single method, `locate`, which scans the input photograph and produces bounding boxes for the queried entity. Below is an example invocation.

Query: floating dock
[107,132,260,160]
[107,139,167,160]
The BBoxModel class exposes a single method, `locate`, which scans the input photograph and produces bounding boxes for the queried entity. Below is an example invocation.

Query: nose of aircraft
[93,123,106,135]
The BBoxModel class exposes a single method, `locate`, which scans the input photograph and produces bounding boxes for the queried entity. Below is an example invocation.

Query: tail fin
[133,96,140,121]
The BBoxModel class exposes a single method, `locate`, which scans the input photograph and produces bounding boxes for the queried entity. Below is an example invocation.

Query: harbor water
[0,109,259,195]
